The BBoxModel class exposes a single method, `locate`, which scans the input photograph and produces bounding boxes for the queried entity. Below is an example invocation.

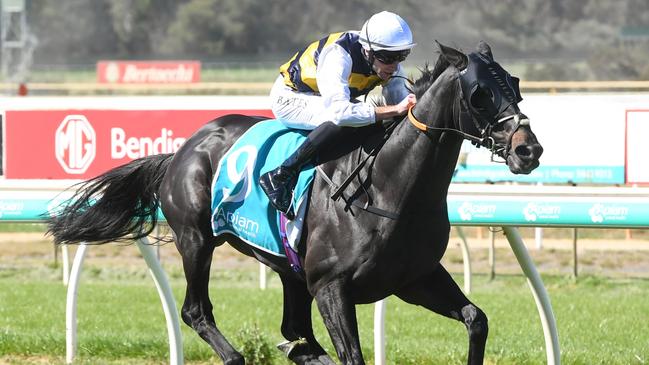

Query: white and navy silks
[270,31,411,130]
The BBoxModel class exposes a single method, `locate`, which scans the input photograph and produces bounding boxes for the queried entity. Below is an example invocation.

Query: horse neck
[378,71,464,206]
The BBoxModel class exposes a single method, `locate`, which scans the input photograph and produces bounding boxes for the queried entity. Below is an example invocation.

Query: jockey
[259,11,417,219]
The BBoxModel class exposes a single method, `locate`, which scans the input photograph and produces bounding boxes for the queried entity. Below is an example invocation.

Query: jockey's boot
[259,139,317,219]
[259,121,340,219]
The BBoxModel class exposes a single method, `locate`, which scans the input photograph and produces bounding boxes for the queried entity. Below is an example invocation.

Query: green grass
[1,266,648,365]
[0,223,47,233]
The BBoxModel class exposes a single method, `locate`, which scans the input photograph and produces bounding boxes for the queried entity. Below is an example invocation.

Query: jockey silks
[279,32,387,99]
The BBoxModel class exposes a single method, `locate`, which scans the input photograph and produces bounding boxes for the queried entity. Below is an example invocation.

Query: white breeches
[269,75,329,130]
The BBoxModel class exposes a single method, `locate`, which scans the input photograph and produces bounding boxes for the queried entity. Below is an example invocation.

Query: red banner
[4,109,273,179]
[97,61,201,83]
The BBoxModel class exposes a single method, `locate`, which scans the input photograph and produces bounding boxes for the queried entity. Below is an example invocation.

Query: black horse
[48,42,542,365]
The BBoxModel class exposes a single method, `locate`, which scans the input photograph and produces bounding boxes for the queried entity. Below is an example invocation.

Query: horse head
[413,41,543,175]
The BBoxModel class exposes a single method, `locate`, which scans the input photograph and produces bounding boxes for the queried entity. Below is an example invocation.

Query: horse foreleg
[395,265,488,365]
[278,273,336,365]
[314,281,365,365]
[175,227,244,365]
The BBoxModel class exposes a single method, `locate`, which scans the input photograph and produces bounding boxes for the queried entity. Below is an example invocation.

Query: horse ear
[435,40,468,70]
[476,40,493,61]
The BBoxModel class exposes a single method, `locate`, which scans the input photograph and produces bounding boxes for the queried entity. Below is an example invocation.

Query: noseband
[407,100,530,162]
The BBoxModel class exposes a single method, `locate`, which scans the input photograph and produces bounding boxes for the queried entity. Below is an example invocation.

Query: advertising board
[0,112,2,176]
[4,108,273,179]
[453,94,649,184]
[97,61,201,83]
[2,93,647,184]
[625,110,649,185]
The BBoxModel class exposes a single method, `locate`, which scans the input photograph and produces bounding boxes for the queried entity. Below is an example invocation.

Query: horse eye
[470,87,494,110]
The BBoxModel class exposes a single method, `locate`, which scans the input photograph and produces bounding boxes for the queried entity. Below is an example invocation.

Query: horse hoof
[277,338,308,356]
[222,352,245,365]
[278,338,335,365]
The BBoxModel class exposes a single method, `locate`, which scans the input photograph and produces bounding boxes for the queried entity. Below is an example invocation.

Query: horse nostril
[515,145,532,158]
[514,144,543,159]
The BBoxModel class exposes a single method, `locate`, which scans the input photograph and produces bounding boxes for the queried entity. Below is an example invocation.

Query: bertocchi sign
[4,109,273,179]
[97,61,201,83]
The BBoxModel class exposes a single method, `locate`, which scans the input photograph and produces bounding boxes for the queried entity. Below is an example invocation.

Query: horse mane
[412,52,452,100]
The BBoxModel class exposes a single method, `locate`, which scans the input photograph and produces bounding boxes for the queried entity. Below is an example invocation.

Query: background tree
[109,0,185,57]
[29,0,118,63]
[23,0,649,80]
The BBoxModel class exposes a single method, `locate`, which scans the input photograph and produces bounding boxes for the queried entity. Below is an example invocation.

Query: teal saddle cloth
[210,119,315,257]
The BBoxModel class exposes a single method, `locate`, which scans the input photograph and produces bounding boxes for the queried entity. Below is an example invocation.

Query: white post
[535,182,543,250]
[259,262,267,290]
[572,228,578,278]
[503,227,560,365]
[61,244,70,286]
[455,227,472,294]
[137,237,184,365]
[373,299,386,365]
[65,243,88,364]
[489,228,496,280]
[535,227,543,250]
[65,240,184,365]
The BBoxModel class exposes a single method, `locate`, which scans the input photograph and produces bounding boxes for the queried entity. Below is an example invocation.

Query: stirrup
[272,191,295,220]
[260,169,297,219]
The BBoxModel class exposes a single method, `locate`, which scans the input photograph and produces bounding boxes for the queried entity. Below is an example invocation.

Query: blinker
[459,53,523,123]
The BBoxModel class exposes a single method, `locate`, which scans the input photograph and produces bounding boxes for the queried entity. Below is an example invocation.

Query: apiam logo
[523,202,561,222]
[0,200,24,219]
[55,115,97,174]
[588,203,629,223]
[457,201,497,221]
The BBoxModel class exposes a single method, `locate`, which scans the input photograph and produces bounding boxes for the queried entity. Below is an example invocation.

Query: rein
[407,106,484,144]
[407,104,529,162]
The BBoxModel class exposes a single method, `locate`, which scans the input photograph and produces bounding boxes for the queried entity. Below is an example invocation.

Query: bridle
[408,105,529,162]
[407,65,530,163]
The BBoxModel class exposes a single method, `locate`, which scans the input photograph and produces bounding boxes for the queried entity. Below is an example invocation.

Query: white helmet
[359,11,416,51]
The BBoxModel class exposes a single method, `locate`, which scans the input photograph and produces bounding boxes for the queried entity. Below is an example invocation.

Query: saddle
[210,118,394,260]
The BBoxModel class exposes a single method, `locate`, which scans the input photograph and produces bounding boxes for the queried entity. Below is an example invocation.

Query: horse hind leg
[278,273,336,365]
[172,224,244,365]
[395,265,488,365]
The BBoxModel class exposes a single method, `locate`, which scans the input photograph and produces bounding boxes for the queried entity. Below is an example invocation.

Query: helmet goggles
[374,49,410,64]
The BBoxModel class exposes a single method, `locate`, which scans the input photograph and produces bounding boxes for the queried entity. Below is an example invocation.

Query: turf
[1,267,648,365]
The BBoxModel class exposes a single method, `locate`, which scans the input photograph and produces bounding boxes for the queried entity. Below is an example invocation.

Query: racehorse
[47,41,542,365]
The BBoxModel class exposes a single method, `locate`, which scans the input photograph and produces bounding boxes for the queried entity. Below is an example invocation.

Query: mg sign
[55,115,96,174]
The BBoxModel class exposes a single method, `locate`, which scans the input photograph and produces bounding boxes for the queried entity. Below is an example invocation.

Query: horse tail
[46,153,175,245]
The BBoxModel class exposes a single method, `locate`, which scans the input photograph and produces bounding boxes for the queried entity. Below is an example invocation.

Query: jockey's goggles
[374,49,410,64]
